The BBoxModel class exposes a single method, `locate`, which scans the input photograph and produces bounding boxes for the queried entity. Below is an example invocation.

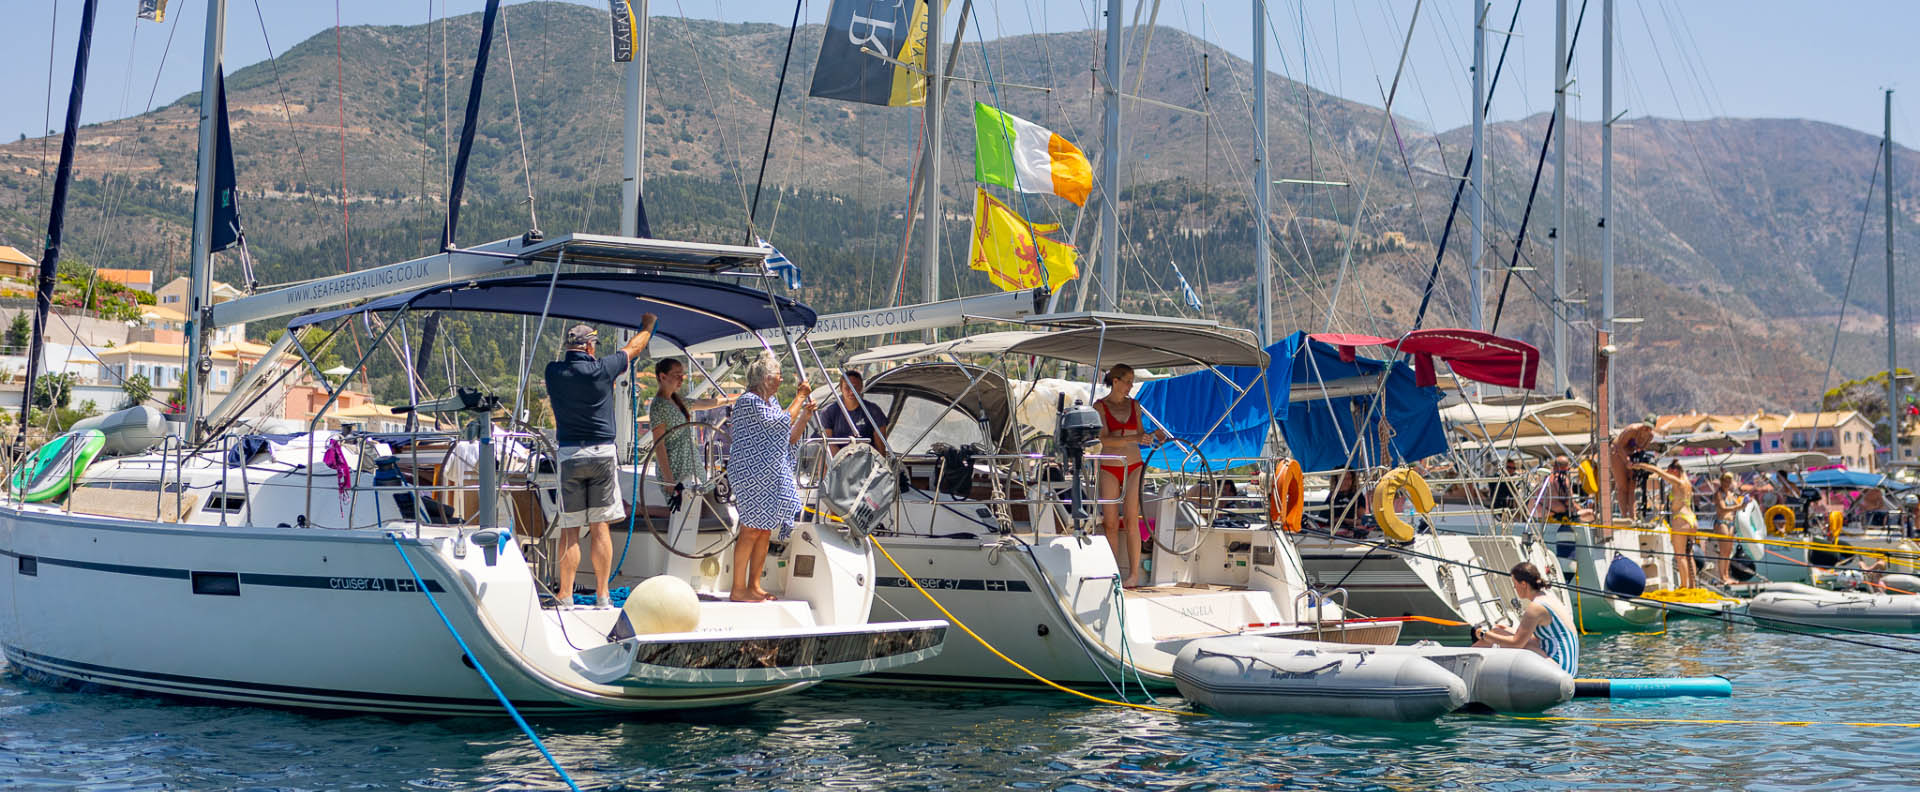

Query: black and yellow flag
[808,0,946,107]
[607,0,638,63]
[137,0,169,22]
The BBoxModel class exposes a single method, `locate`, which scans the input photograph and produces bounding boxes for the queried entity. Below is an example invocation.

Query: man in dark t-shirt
[543,317,655,607]
[819,371,889,453]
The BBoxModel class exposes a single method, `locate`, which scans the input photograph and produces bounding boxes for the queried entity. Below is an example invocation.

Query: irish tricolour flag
[973,103,1093,207]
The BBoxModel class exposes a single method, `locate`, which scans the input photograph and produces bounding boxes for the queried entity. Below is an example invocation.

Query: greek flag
[759,238,803,291]
[1170,259,1203,311]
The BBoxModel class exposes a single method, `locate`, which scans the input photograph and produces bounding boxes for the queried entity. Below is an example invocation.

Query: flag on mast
[759,238,803,290]
[137,0,169,22]
[210,71,242,253]
[973,103,1092,206]
[968,189,1077,293]
[809,0,947,107]
[607,0,639,63]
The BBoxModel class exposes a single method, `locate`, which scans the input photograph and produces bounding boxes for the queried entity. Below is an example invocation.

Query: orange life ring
[1266,459,1306,532]
[1764,504,1795,536]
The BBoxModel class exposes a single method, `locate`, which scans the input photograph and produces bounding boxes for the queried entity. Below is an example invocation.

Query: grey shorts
[557,444,626,531]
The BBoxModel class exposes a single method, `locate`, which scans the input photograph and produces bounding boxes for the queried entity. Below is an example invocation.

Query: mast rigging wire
[744,1,805,245]
[1489,0,1589,334]
[1409,0,1526,331]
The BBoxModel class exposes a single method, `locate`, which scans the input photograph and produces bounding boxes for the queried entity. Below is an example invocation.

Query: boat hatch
[570,620,949,688]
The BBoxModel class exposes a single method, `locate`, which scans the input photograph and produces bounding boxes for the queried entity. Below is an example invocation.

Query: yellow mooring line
[866,534,1199,717]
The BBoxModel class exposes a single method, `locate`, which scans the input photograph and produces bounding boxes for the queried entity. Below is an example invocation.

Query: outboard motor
[1054,400,1103,523]
[819,443,897,539]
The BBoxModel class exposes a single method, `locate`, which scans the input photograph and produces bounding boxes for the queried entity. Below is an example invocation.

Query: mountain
[0,2,1909,421]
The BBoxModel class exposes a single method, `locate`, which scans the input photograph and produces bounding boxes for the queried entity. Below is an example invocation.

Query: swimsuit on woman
[1096,399,1146,481]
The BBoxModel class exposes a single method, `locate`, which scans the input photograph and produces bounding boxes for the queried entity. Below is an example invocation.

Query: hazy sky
[4,1,1914,147]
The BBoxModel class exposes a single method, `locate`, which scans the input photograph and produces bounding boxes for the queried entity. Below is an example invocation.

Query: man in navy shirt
[544,316,655,607]
[819,371,888,452]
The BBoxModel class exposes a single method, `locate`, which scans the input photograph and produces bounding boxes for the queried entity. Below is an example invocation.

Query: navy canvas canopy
[1135,331,1448,472]
[1794,468,1913,492]
[287,273,815,350]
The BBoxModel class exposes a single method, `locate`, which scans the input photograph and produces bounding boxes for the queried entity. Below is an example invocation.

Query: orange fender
[1266,459,1306,532]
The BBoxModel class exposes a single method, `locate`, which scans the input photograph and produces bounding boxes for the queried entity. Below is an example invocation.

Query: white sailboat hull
[0,504,944,715]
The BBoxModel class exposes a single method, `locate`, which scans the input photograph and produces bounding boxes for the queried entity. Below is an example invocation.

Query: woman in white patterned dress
[727,352,814,602]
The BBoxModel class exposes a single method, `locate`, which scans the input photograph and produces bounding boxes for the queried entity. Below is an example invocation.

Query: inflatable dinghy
[1174,636,1465,721]
[1331,641,1573,712]
[1746,589,1920,632]
[1173,636,1574,720]
[9,429,105,503]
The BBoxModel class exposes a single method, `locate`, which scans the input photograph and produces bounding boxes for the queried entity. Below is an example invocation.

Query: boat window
[204,494,246,513]
[887,394,986,455]
[190,571,241,596]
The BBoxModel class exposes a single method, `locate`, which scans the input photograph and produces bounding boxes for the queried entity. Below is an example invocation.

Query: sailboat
[0,0,947,716]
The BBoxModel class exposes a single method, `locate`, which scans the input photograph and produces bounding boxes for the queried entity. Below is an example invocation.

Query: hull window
[191,571,241,596]
[18,556,36,576]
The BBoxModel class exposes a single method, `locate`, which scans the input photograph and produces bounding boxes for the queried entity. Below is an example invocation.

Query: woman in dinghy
[1472,563,1580,675]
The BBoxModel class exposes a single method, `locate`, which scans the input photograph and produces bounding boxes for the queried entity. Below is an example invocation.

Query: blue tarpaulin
[1794,469,1913,492]
[1135,331,1448,472]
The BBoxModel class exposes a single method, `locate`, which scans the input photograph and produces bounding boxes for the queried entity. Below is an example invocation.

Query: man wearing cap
[545,316,657,607]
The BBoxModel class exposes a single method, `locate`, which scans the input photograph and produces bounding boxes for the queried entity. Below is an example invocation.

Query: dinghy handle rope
[868,535,1199,716]
[1302,528,1920,656]
[387,534,582,791]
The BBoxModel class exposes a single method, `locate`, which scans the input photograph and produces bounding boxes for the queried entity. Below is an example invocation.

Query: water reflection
[2,621,1916,789]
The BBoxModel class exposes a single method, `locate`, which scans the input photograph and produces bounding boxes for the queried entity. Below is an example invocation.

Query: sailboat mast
[1469,1,1486,332]
[1253,0,1270,345]
[184,0,230,443]
[15,0,102,446]
[1099,0,1122,312]
[1592,0,1615,528]
[921,0,945,341]
[1887,89,1898,458]
[621,1,650,237]
[1552,0,1568,393]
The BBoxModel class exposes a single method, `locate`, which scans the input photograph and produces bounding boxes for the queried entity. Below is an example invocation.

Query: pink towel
[322,437,352,494]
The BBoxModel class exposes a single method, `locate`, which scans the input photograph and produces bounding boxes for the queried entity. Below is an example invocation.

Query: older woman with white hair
[726,351,814,601]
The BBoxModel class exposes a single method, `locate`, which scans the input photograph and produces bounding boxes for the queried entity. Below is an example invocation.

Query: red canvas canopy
[1307,329,1540,390]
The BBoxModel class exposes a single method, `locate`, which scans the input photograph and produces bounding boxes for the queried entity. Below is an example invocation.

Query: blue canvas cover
[288,273,815,350]
[1794,468,1913,492]
[1135,331,1448,472]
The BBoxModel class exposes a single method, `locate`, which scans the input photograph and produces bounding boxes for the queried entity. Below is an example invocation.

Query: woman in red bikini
[1095,364,1169,588]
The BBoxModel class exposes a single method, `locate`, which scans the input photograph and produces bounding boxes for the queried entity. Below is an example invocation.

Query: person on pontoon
[1634,460,1699,591]
[545,317,657,607]
[1472,562,1579,675]
[728,351,815,602]
[1095,363,1170,589]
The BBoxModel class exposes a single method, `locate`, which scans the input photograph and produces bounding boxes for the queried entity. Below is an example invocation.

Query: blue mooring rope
[387,534,582,792]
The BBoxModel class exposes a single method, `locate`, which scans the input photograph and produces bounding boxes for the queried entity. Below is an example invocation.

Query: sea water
[3,619,1917,790]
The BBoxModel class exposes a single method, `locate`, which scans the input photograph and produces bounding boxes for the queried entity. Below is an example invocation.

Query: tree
[5,313,29,351]
[121,373,152,409]
[32,372,73,411]
[1822,368,1915,445]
